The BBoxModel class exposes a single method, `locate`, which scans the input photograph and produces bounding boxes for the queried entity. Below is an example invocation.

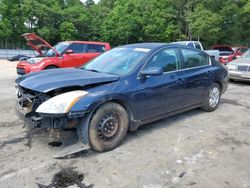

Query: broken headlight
[36,90,88,114]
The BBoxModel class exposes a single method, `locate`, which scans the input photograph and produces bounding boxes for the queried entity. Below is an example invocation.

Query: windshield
[243,50,250,58]
[44,42,71,57]
[82,47,150,75]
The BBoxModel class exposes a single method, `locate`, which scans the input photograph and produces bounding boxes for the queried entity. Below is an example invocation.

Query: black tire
[45,65,57,69]
[201,83,221,112]
[89,102,129,152]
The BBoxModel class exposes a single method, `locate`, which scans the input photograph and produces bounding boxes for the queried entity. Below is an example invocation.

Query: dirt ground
[0,59,249,188]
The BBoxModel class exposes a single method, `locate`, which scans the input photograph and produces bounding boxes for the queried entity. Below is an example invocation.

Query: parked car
[15,43,228,152]
[212,45,235,64]
[227,49,250,82]
[8,55,30,62]
[16,33,111,75]
[232,46,248,58]
[172,41,204,50]
[172,41,220,61]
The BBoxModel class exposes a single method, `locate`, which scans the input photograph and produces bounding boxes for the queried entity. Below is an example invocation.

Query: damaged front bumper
[16,101,91,157]
[16,99,86,129]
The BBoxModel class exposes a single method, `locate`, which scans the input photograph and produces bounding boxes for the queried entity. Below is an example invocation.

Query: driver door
[61,43,86,67]
[135,48,187,120]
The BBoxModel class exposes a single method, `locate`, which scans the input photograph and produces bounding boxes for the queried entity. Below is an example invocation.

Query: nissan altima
[15,43,228,152]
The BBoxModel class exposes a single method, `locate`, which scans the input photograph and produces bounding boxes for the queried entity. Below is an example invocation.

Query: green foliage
[0,0,250,47]
[187,4,222,46]
[59,21,77,41]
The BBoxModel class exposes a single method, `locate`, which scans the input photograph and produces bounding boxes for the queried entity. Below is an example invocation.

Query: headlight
[227,64,236,70]
[36,90,88,114]
[27,57,44,64]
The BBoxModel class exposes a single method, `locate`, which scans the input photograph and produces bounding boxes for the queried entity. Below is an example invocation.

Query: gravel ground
[0,59,249,188]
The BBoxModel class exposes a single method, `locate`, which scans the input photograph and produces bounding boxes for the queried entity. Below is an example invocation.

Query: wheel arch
[44,64,59,69]
[214,80,222,91]
[92,98,135,122]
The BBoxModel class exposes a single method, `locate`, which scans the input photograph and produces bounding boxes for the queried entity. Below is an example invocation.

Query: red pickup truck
[17,33,111,75]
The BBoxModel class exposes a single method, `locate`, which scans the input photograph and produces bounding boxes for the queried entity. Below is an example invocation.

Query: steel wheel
[97,112,119,141]
[88,102,129,152]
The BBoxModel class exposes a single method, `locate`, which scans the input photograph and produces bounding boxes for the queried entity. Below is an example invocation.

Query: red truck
[17,33,111,75]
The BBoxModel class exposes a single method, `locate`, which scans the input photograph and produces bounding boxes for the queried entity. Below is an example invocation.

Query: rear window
[187,42,195,48]
[194,42,202,50]
[182,49,210,68]
[85,44,106,53]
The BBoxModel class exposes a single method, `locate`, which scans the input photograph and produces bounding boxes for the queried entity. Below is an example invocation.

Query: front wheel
[201,83,221,112]
[89,102,129,152]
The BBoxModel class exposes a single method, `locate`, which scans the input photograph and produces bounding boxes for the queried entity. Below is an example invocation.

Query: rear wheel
[89,102,129,152]
[202,83,221,112]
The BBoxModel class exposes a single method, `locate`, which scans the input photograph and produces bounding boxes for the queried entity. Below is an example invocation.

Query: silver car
[227,50,250,82]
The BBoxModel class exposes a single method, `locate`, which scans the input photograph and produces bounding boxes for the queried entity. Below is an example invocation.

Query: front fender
[76,110,94,145]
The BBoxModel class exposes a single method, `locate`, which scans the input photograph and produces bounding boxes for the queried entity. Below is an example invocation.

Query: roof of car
[172,41,201,43]
[65,41,110,45]
[119,43,174,49]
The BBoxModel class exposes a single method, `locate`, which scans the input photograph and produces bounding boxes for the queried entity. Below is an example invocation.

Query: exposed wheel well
[44,65,59,69]
[90,99,134,126]
[102,99,134,121]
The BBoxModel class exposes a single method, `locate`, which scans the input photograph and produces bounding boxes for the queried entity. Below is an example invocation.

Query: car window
[145,48,180,72]
[239,48,248,54]
[187,42,194,48]
[182,49,209,68]
[67,43,85,53]
[194,42,202,50]
[83,47,149,75]
[85,44,105,53]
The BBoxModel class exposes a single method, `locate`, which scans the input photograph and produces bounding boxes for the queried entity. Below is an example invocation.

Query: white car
[172,41,220,61]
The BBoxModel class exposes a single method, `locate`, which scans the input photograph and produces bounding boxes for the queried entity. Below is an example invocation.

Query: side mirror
[65,49,74,54]
[140,67,163,77]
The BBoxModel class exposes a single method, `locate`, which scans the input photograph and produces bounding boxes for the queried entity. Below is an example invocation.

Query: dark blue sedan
[15,43,228,151]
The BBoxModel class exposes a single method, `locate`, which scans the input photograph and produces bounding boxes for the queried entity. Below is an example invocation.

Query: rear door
[83,44,106,64]
[61,43,86,67]
[179,48,213,106]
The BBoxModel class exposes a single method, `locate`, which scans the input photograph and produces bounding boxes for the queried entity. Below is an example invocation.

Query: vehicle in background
[15,43,228,152]
[8,55,30,62]
[203,50,220,62]
[172,41,204,51]
[16,33,111,75]
[213,45,235,64]
[227,49,250,82]
[232,46,248,58]
[172,41,220,61]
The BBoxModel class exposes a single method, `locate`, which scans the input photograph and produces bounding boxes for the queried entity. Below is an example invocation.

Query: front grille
[17,67,26,75]
[237,65,250,72]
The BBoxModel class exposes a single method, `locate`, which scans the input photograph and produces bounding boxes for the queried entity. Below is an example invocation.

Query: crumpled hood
[16,68,120,93]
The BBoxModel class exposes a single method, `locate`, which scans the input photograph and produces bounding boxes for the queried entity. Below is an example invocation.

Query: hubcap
[209,87,220,108]
[97,113,119,141]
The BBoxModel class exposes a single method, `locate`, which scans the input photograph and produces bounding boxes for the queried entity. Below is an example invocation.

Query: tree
[59,21,77,41]
[187,4,222,46]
